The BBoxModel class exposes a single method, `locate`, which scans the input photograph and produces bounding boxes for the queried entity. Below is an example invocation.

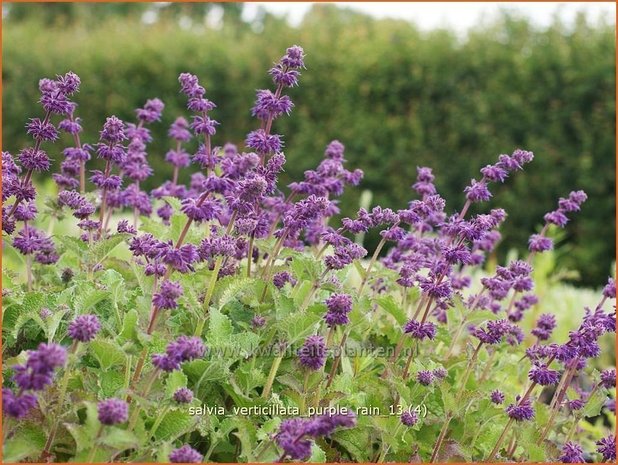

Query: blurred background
[2,2,616,287]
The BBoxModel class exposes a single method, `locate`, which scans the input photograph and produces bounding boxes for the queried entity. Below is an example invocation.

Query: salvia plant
[1,45,616,463]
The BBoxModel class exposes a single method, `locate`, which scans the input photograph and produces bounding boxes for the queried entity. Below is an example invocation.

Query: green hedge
[2,5,615,285]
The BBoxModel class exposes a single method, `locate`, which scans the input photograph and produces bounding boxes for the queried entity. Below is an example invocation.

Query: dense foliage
[1,42,616,463]
[2,4,615,286]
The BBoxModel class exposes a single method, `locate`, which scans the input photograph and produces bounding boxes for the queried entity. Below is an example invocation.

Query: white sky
[242,2,616,30]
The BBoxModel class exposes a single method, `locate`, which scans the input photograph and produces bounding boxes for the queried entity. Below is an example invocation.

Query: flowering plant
[1,45,615,463]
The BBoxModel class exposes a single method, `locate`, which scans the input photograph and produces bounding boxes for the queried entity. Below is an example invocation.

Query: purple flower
[152,280,183,310]
[168,117,192,142]
[178,73,205,98]
[603,277,616,299]
[26,118,58,141]
[251,314,266,329]
[12,343,66,391]
[245,129,283,154]
[528,363,560,385]
[275,412,355,461]
[490,390,505,404]
[464,179,492,202]
[136,98,164,123]
[166,336,206,362]
[190,115,219,136]
[97,398,128,425]
[67,314,101,342]
[506,396,535,421]
[117,220,137,235]
[173,387,194,404]
[298,335,327,370]
[528,234,553,253]
[412,166,437,196]
[600,369,616,388]
[275,418,314,461]
[531,313,557,341]
[560,442,585,463]
[40,307,53,319]
[273,271,296,289]
[596,435,616,462]
[56,71,80,95]
[324,293,353,327]
[99,115,127,144]
[152,354,181,372]
[325,294,353,314]
[433,367,448,380]
[19,148,50,171]
[251,89,294,120]
[416,370,434,386]
[169,445,203,463]
[2,389,38,418]
[404,320,436,340]
[401,410,419,426]
[480,164,508,183]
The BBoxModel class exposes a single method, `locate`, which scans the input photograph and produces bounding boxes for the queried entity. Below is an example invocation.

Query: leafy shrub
[2,5,615,286]
[1,43,615,463]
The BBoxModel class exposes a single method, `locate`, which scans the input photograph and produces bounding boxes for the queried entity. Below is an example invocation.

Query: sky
[241,2,616,30]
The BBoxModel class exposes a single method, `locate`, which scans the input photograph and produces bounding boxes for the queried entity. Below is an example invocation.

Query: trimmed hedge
[2,5,615,285]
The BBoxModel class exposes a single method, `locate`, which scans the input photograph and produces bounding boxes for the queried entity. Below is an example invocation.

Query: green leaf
[56,235,88,256]
[90,339,127,370]
[217,277,256,309]
[101,269,128,307]
[582,387,608,418]
[119,309,139,342]
[165,370,188,398]
[376,295,407,325]
[278,311,321,344]
[73,286,109,313]
[153,409,194,441]
[309,442,327,462]
[86,233,129,265]
[3,422,46,462]
[101,427,141,450]
[207,307,234,347]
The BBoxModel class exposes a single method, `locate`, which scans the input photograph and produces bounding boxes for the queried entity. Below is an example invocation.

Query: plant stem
[262,346,286,399]
[247,234,254,277]
[128,369,160,431]
[149,405,170,440]
[25,254,33,291]
[86,424,104,463]
[429,412,453,462]
[358,233,390,294]
[325,330,349,389]
[486,382,537,461]
[41,341,79,459]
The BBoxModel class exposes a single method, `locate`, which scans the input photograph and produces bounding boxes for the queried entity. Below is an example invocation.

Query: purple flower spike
[298,335,327,370]
[169,445,203,463]
[600,369,616,388]
[173,387,194,404]
[13,343,67,391]
[401,410,419,426]
[560,442,585,463]
[2,389,38,418]
[166,336,206,362]
[603,277,616,299]
[596,435,616,462]
[506,396,535,421]
[528,363,560,386]
[490,390,505,404]
[404,320,437,340]
[97,398,128,425]
[67,314,101,342]
[416,370,434,386]
[152,280,183,310]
